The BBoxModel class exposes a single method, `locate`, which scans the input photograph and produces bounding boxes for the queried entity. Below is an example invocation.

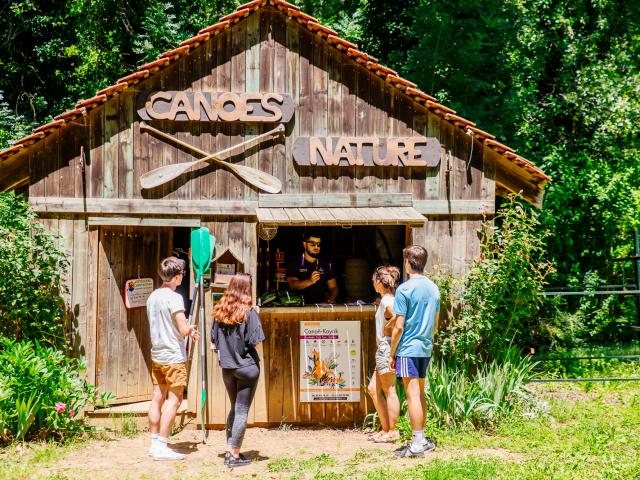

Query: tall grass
[366,354,538,435]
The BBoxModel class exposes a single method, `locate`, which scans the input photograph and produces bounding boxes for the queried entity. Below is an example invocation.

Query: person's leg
[148,364,168,455]
[153,364,187,461]
[367,370,390,434]
[158,385,184,438]
[227,364,260,464]
[221,368,239,455]
[380,371,400,436]
[419,377,427,428]
[148,383,168,435]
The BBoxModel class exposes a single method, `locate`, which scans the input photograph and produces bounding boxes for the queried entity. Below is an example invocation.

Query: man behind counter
[286,232,339,304]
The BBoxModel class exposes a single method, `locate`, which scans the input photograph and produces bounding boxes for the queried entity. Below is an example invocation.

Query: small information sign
[124,277,154,309]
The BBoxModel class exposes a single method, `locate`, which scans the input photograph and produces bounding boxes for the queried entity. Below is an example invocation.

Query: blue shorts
[396,356,431,378]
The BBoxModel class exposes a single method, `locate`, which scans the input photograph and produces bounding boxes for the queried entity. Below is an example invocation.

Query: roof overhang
[256,206,426,228]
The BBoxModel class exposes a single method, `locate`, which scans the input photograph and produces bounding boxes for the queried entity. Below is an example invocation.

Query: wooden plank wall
[95,226,172,404]
[191,307,376,428]
[35,216,99,389]
[27,7,492,211]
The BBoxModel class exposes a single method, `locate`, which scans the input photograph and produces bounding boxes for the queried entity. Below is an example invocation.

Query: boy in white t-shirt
[147,256,199,461]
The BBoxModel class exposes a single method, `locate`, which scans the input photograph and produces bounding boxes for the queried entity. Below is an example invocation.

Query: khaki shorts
[151,362,187,388]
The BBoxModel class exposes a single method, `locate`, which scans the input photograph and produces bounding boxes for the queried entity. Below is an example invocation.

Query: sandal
[372,432,400,443]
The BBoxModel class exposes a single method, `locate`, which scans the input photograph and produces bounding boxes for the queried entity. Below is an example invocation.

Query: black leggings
[221,363,260,449]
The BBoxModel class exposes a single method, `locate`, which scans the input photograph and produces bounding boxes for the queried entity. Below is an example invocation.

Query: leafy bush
[0,192,69,348]
[436,195,554,368]
[0,337,112,442]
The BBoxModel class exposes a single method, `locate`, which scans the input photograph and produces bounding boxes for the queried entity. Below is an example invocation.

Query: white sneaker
[152,445,186,461]
[148,445,157,457]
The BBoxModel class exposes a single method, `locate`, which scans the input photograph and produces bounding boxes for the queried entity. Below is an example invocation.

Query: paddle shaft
[199,278,207,443]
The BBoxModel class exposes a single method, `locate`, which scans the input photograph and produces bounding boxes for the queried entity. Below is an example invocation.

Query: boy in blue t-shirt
[390,245,440,457]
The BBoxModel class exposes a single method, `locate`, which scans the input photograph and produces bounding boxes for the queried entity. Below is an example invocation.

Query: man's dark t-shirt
[211,309,265,369]
[286,254,336,304]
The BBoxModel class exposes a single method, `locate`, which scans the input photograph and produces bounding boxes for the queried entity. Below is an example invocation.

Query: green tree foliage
[0,0,239,141]
[0,192,69,348]
[436,197,554,367]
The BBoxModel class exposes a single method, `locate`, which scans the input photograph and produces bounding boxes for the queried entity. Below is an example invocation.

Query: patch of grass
[0,440,84,480]
[268,453,338,474]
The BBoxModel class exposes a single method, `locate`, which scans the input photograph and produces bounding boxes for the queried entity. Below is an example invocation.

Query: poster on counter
[124,277,154,309]
[299,321,361,403]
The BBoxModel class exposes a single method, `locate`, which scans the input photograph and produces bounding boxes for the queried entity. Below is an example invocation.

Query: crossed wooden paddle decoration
[139,122,284,193]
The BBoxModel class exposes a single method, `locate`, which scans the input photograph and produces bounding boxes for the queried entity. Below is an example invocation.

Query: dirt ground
[38,426,518,479]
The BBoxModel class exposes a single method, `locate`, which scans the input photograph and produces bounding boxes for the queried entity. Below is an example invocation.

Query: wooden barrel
[344,258,373,302]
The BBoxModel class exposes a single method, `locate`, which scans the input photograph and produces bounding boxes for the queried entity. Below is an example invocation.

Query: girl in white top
[367,265,401,443]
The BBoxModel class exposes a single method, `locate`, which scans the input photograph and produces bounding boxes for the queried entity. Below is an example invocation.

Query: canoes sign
[137,91,295,123]
[293,136,441,167]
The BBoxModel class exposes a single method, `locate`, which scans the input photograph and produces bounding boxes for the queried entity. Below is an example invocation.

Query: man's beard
[306,248,319,259]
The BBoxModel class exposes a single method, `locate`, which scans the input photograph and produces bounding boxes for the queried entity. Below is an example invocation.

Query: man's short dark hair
[302,231,322,241]
[159,256,186,282]
[403,245,428,272]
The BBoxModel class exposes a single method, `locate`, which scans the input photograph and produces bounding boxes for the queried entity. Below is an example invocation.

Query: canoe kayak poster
[299,321,361,403]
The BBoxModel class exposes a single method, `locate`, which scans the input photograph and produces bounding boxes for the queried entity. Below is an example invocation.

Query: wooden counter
[188,301,377,428]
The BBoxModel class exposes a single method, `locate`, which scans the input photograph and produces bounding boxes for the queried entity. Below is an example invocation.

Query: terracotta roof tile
[179,33,210,47]
[14,132,46,145]
[0,144,25,158]
[287,8,317,23]
[446,113,475,127]
[273,0,299,10]
[425,100,455,115]
[97,83,128,96]
[485,139,515,153]
[466,125,495,140]
[239,0,264,10]
[198,21,230,35]
[117,70,149,84]
[369,64,397,76]
[54,108,84,121]
[327,35,357,51]
[34,119,66,133]
[307,21,337,37]
[387,75,417,89]
[220,9,249,22]
[159,45,190,59]
[406,87,436,103]
[76,94,108,109]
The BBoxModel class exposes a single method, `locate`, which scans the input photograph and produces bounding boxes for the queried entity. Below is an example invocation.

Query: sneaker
[227,453,251,468]
[422,438,436,452]
[224,451,231,466]
[393,444,424,458]
[148,445,156,457]
[152,445,186,461]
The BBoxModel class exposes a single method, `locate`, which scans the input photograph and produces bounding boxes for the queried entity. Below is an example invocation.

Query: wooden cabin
[0,0,549,428]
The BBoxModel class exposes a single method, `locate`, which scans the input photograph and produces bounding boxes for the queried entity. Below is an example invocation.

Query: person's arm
[389,315,405,370]
[287,273,320,291]
[434,309,440,336]
[326,278,338,304]
[174,311,200,340]
[382,304,395,337]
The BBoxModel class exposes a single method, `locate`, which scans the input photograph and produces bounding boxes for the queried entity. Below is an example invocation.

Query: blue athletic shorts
[395,356,431,378]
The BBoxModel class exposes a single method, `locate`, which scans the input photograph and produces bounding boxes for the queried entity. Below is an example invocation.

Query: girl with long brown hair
[367,265,401,443]
[211,273,264,468]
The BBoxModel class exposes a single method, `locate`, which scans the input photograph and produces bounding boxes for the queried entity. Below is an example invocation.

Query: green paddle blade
[191,227,212,282]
